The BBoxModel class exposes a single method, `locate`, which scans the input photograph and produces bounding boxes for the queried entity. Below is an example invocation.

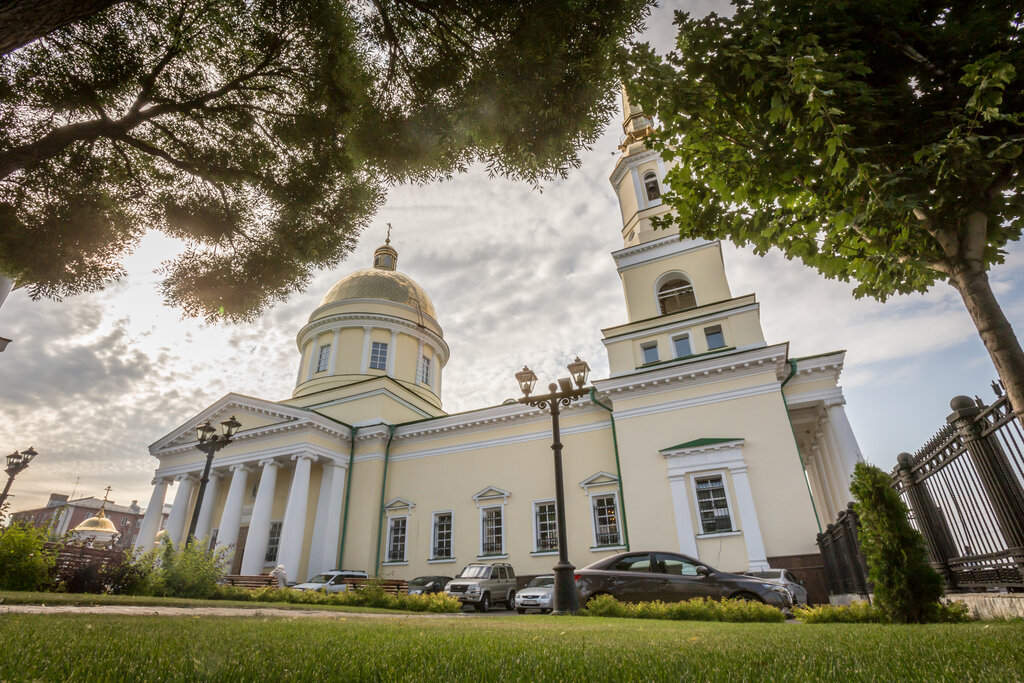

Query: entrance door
[231,526,249,574]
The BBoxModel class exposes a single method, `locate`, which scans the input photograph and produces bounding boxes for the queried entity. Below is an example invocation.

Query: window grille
[369,341,388,370]
[535,502,558,551]
[696,477,732,533]
[419,355,431,384]
[592,494,621,546]
[265,521,283,562]
[387,517,407,562]
[482,506,503,555]
[316,344,331,372]
[432,513,452,559]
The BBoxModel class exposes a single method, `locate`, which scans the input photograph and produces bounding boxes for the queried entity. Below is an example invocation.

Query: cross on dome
[374,226,398,270]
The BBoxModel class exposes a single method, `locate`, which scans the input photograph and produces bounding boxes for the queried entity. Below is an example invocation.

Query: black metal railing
[817,505,870,596]
[536,536,558,551]
[595,530,621,547]
[482,541,503,555]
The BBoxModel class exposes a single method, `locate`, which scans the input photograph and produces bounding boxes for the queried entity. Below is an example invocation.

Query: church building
[134,95,862,601]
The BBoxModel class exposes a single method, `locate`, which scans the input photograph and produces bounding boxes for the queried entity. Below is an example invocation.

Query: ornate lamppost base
[551,559,580,615]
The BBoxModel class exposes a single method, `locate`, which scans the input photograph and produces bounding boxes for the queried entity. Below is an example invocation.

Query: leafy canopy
[0,0,651,321]
[627,0,1023,299]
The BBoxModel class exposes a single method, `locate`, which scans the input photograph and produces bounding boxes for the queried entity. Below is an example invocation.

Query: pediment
[579,471,619,491]
[384,497,415,511]
[472,486,511,503]
[149,393,317,454]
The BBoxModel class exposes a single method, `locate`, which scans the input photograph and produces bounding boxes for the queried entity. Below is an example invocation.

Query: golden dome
[74,510,117,535]
[319,267,437,320]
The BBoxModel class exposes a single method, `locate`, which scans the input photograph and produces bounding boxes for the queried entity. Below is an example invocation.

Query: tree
[0,0,124,56]
[627,0,1024,415]
[0,0,651,321]
[849,463,943,623]
[0,521,56,591]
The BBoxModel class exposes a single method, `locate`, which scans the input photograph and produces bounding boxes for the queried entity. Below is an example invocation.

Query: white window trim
[478,503,506,559]
[430,509,454,561]
[689,469,738,536]
[588,489,623,549]
[640,341,659,365]
[383,514,409,565]
[642,170,663,206]
[531,498,557,554]
[704,324,727,351]
[653,270,696,312]
[263,519,284,566]
[316,344,331,373]
[369,341,389,370]
[671,332,693,359]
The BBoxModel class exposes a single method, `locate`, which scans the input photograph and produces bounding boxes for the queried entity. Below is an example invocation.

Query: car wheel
[516,607,526,614]
[506,591,516,610]
[476,593,490,612]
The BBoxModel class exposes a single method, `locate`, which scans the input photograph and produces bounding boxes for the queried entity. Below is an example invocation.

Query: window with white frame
[265,521,283,562]
[387,516,407,563]
[641,342,659,365]
[369,341,388,370]
[592,494,621,546]
[419,355,431,384]
[481,505,503,555]
[658,278,697,315]
[534,501,558,552]
[704,325,726,350]
[432,512,452,559]
[672,334,692,358]
[695,476,732,533]
[643,170,661,201]
[316,344,331,372]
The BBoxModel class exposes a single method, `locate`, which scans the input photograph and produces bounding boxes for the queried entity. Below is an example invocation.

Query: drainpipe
[337,425,360,570]
[590,387,630,551]
[373,424,397,576]
[782,359,822,533]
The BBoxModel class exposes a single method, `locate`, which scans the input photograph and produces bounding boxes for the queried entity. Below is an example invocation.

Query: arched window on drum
[643,171,661,201]
[657,277,696,315]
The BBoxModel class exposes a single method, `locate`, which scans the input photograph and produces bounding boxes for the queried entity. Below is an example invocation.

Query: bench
[338,578,409,595]
[223,574,277,589]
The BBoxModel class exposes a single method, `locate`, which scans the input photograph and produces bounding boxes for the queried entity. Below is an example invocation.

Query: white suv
[444,563,517,612]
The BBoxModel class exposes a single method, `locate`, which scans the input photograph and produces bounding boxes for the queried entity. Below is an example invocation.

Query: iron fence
[816,505,870,596]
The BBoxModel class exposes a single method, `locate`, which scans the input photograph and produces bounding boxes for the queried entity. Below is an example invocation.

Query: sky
[1,1,1022,514]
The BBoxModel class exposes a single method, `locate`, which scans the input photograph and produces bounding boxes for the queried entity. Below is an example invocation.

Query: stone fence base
[947,593,1024,620]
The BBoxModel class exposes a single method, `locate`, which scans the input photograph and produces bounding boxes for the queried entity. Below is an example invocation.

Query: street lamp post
[1,446,38,511]
[515,357,591,615]
[186,416,241,543]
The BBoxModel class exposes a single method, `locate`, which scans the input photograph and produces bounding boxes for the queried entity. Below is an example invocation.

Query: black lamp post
[186,416,241,543]
[1,446,37,510]
[515,357,591,615]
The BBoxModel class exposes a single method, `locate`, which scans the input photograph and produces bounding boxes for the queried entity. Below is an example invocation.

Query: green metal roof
[662,437,743,451]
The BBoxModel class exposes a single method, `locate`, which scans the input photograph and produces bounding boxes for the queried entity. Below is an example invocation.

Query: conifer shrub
[850,462,944,623]
[0,522,56,591]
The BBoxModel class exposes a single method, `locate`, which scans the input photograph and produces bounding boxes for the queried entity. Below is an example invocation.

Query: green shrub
[850,463,944,623]
[208,584,461,613]
[793,602,886,624]
[151,539,228,599]
[0,522,56,591]
[580,595,785,623]
[103,548,157,596]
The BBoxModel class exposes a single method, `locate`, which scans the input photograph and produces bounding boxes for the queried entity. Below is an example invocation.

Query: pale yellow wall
[336,328,363,375]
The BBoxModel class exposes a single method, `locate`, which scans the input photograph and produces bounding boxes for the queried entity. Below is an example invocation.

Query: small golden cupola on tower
[373,225,399,270]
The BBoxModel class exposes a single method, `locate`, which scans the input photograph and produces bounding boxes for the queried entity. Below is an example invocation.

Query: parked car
[292,569,368,593]
[407,575,453,595]
[514,575,554,613]
[575,551,793,609]
[744,569,809,605]
[444,562,517,612]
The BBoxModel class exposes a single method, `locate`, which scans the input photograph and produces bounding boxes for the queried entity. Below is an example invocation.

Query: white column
[667,476,699,557]
[328,330,340,374]
[278,453,316,581]
[827,401,864,469]
[809,450,837,522]
[630,166,645,210]
[164,475,196,547]
[360,327,372,372]
[386,330,398,377]
[215,464,251,558]
[307,463,336,578]
[136,477,170,551]
[193,471,222,544]
[320,463,347,573]
[240,458,281,575]
[820,424,851,508]
[416,340,425,384]
[730,466,769,571]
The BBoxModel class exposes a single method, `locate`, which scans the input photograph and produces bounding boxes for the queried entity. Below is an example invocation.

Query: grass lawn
[0,591,399,614]
[0,613,1021,681]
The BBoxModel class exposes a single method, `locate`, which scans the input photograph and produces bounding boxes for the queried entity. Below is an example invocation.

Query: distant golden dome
[74,511,117,535]
[319,267,437,321]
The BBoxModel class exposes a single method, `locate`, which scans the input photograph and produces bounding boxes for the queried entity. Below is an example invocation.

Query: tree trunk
[0,0,123,56]
[948,265,1024,417]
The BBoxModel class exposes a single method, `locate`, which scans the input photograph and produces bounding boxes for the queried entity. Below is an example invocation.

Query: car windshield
[307,574,334,584]
[747,570,782,580]
[409,577,436,587]
[527,576,554,588]
[458,565,491,578]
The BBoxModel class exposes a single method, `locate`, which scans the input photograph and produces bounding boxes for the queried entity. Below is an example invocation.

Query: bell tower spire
[610,84,668,247]
[619,83,654,152]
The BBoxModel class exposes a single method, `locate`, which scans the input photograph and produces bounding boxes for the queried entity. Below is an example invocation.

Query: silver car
[514,575,554,613]
[744,569,808,605]
[292,570,368,593]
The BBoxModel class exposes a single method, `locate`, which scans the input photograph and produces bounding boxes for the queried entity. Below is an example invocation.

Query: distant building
[8,493,167,549]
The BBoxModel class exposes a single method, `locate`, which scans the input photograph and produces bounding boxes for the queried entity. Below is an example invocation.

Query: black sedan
[574,551,793,608]
[407,575,453,595]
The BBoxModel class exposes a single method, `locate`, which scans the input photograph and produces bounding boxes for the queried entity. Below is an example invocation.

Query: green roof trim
[790,350,846,362]
[662,437,743,451]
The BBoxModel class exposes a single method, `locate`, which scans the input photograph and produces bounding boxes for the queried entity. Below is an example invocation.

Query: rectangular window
[419,355,431,384]
[695,476,732,533]
[481,505,503,555]
[369,341,388,370]
[432,512,452,559]
[641,342,659,365]
[265,521,283,563]
[387,517,407,563]
[592,494,621,546]
[704,325,726,350]
[316,344,331,372]
[672,335,692,358]
[534,501,558,551]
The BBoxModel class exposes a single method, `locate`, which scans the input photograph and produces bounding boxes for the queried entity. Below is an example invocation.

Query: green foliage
[0,0,651,322]
[103,547,157,596]
[580,593,785,623]
[0,522,56,591]
[793,601,887,623]
[149,539,227,599]
[210,583,461,613]
[850,462,944,623]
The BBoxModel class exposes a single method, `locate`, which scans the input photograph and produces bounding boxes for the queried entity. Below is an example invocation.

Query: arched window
[643,171,660,201]
[657,277,696,315]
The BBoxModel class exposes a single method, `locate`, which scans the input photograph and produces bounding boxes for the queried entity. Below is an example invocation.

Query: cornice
[785,351,846,384]
[305,298,442,335]
[611,235,715,272]
[601,301,760,344]
[609,147,660,187]
[296,311,450,365]
[152,410,352,458]
[153,442,344,479]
